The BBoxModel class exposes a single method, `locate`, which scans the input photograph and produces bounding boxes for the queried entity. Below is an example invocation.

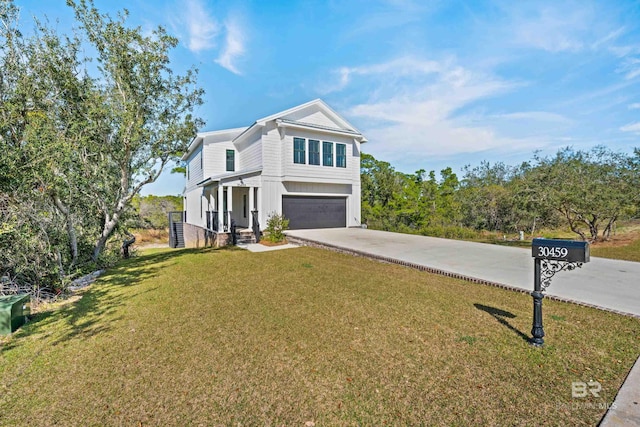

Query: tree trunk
[584,215,598,242]
[561,208,587,241]
[92,207,123,262]
[602,216,617,241]
[52,195,78,267]
[530,217,537,238]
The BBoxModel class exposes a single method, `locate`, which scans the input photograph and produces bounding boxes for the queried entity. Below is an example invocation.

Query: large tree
[1,0,203,292]
[66,0,204,259]
[523,147,639,241]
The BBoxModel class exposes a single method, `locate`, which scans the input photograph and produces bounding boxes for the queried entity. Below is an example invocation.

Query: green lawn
[1,247,638,425]
[590,235,640,262]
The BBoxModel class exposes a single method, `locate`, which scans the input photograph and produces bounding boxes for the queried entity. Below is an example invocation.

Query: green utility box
[0,294,31,335]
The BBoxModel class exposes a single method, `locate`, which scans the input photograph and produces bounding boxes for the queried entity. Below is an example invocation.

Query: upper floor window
[293,137,306,164]
[336,143,346,168]
[309,139,320,165]
[323,141,333,166]
[226,149,235,172]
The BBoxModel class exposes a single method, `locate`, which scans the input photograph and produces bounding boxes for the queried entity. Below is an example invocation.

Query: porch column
[226,185,233,229]
[256,187,261,222]
[249,186,255,212]
[217,184,224,232]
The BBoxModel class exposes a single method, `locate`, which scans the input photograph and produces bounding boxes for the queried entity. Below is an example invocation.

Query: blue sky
[17,0,640,196]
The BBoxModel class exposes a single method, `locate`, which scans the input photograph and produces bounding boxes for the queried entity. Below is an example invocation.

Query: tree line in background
[0,0,202,296]
[129,195,182,229]
[361,146,640,242]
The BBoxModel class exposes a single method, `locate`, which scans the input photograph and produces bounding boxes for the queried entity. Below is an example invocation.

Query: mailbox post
[530,238,589,346]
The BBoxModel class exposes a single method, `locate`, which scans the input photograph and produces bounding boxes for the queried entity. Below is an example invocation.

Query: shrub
[264,213,289,243]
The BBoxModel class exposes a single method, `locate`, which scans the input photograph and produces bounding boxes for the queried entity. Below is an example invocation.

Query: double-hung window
[293,137,306,164]
[322,141,333,166]
[336,143,346,168]
[308,139,320,165]
[226,149,235,172]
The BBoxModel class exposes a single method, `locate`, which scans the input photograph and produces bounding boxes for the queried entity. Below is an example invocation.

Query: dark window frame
[308,139,320,165]
[226,149,235,172]
[336,143,347,168]
[322,141,333,167]
[293,137,306,164]
[243,194,247,218]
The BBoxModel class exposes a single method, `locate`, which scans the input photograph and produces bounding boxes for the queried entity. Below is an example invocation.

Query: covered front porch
[198,169,262,243]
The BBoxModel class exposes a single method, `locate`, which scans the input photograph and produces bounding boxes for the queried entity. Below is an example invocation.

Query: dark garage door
[282,196,346,229]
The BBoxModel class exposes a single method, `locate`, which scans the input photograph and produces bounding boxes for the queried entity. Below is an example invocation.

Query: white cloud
[493,111,572,124]
[591,27,625,50]
[319,56,546,163]
[509,5,591,53]
[628,103,640,109]
[618,57,640,80]
[319,57,443,94]
[214,17,246,75]
[503,3,630,56]
[620,122,640,133]
[173,1,248,75]
[182,0,219,52]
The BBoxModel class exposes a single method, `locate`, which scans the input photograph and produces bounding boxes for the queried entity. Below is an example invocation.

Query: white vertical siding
[259,179,284,226]
[184,188,205,227]
[349,184,362,226]
[230,187,250,228]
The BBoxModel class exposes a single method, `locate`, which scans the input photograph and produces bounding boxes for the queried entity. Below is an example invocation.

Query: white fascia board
[255,98,323,125]
[275,119,367,142]
[181,136,202,161]
[232,123,262,145]
[181,127,247,160]
[196,167,263,187]
[312,99,366,137]
[256,98,367,141]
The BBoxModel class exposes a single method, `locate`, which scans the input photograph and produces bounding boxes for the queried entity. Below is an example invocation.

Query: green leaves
[361,146,638,242]
[0,0,203,294]
[361,153,462,231]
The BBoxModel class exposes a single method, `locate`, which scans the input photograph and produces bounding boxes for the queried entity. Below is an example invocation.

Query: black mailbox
[531,238,589,263]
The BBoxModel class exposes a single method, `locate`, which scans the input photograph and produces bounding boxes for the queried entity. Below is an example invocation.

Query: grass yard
[1,247,639,425]
[470,225,640,263]
[590,231,640,262]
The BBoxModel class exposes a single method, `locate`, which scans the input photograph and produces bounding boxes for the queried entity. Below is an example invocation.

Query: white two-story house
[179,99,367,247]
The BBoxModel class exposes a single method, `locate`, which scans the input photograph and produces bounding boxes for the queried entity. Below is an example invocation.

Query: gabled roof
[256,99,360,131]
[233,99,367,145]
[181,126,247,161]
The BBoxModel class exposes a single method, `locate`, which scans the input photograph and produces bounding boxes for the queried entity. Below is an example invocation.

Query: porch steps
[172,222,185,248]
[235,229,257,245]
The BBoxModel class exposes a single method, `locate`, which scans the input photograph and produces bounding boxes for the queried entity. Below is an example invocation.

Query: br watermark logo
[555,380,616,411]
[571,380,602,398]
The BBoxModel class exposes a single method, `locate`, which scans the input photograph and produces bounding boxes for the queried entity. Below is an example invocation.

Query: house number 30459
[537,246,568,258]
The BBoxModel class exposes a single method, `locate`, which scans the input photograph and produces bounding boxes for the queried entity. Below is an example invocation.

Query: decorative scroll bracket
[539,260,584,292]
[530,238,590,347]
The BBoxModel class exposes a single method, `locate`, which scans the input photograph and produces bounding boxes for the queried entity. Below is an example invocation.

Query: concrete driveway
[286,228,640,317]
